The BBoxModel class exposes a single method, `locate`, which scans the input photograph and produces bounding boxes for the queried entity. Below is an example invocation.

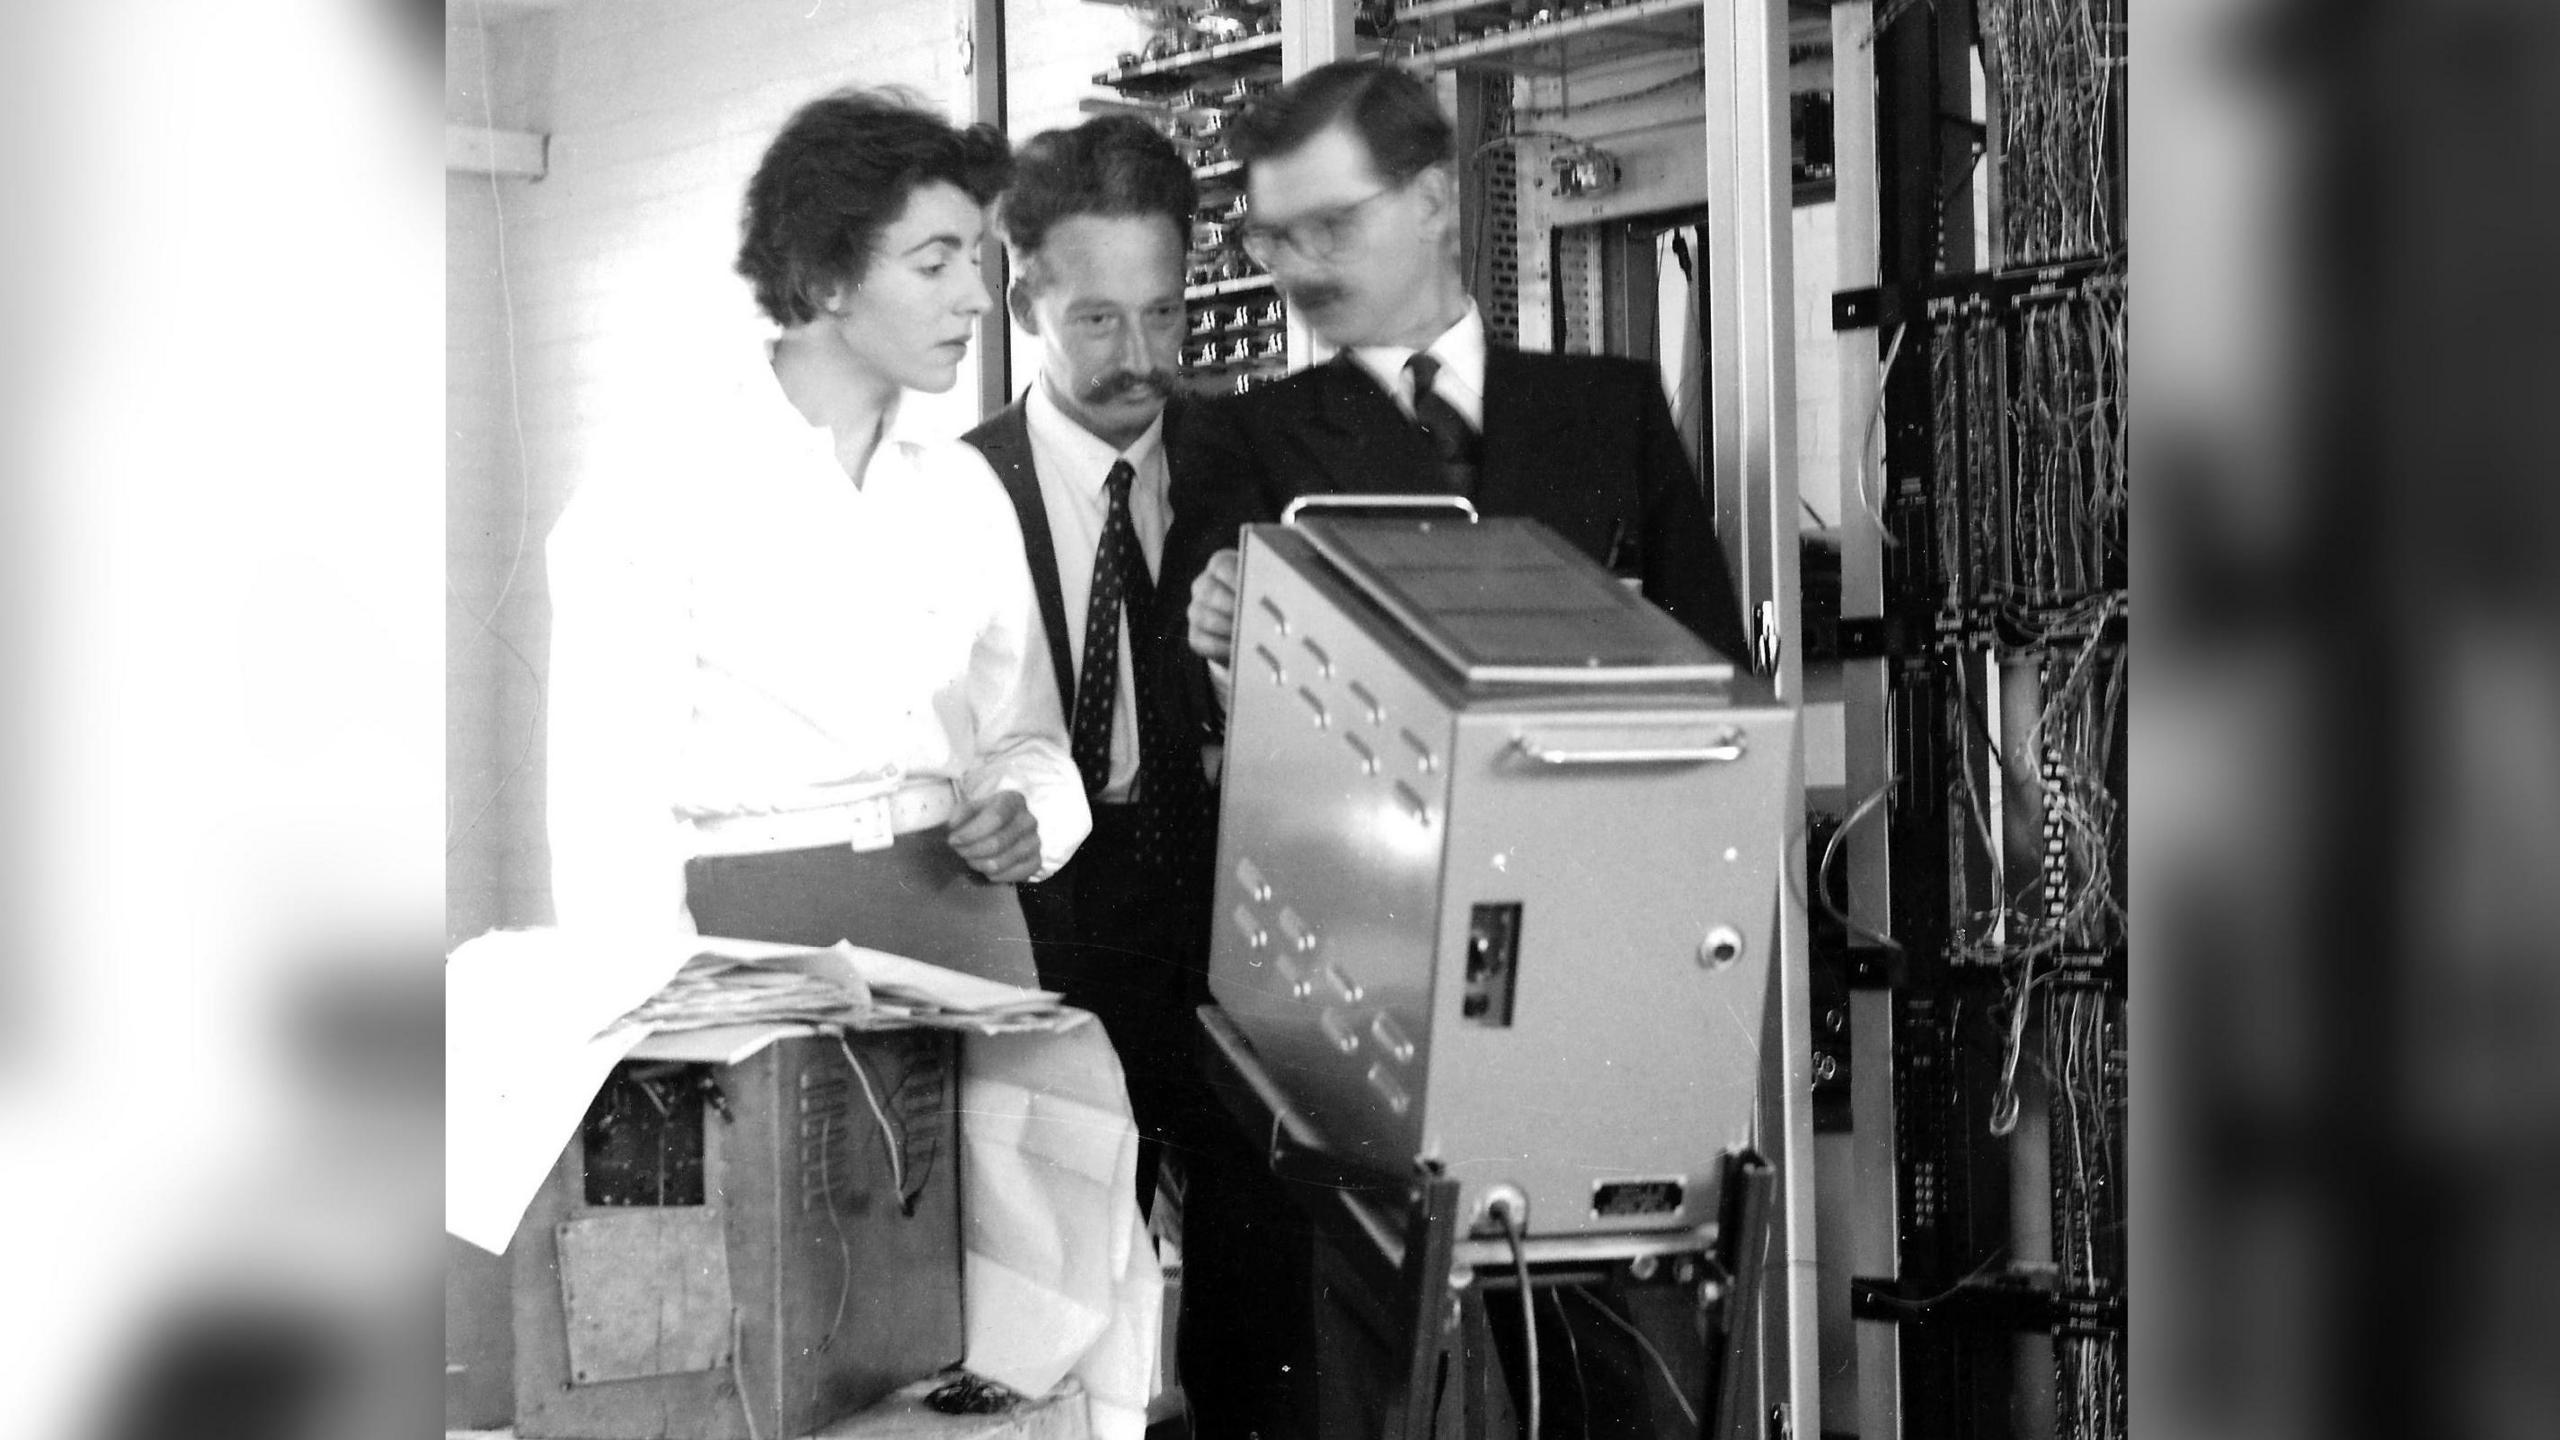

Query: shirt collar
[756,332,915,481]
[1350,301,1488,403]
[1024,375,1165,498]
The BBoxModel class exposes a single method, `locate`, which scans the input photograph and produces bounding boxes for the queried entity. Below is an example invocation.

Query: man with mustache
[962,116,1216,1226]
[1166,60,1750,681]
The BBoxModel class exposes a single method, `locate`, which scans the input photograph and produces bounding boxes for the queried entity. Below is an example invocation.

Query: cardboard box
[514,1029,963,1439]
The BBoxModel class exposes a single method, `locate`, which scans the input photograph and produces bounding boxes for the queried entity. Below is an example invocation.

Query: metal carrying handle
[1511,728,1746,766]
[1281,493,1479,526]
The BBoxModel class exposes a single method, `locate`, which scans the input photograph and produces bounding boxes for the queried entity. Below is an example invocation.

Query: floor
[449,1376,1091,1440]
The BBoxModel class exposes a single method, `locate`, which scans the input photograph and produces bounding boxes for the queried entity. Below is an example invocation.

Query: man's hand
[1187,548,1241,666]
[946,790,1042,884]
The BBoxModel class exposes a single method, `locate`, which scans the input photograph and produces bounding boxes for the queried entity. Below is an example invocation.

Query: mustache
[1082,368,1182,402]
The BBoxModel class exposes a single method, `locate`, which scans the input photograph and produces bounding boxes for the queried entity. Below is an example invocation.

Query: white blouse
[544,356,1089,935]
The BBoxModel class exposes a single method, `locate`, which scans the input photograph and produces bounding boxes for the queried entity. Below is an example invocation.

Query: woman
[545,88,1087,986]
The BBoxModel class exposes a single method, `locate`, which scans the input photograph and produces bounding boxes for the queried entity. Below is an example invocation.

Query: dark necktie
[1068,459,1211,881]
[1070,461,1147,797]
[1405,352,1481,494]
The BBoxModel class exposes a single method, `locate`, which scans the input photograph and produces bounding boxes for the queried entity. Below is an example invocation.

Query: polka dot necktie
[1069,460,1211,883]
[1070,461,1145,798]
[1406,352,1481,494]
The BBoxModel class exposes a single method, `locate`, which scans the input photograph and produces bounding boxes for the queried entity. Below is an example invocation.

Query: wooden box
[513,1029,963,1439]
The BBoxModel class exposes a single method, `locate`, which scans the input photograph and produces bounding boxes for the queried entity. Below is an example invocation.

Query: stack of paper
[448,928,1094,1253]
[617,951,872,1032]
[613,937,1087,1037]
[830,946,1084,1035]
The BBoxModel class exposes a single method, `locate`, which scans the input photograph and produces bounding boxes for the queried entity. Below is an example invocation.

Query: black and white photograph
[1,2,2555,1439]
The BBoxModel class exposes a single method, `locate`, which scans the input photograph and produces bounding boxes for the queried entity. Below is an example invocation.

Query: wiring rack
[2044,978,2127,1440]
[1847,0,2129,1434]
[1979,0,2126,266]
[1086,0,1309,392]
[1394,0,1708,74]
[1840,256,2127,638]
[1927,270,2128,628]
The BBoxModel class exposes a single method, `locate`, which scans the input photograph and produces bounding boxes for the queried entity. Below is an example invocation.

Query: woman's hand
[946,790,1043,883]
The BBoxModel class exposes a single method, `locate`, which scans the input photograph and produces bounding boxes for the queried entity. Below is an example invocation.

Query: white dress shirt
[545,344,1089,935]
[1023,381,1169,804]
[1349,301,1488,430]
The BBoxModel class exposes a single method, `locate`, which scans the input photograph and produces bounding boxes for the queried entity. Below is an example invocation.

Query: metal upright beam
[1701,0,1814,1436]
[1281,0,1357,76]
[1828,4,1905,1436]
[956,0,1008,416]
[1702,0,1798,687]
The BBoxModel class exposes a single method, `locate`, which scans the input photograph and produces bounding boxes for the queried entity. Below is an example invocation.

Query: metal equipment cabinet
[1073,4,1816,1434]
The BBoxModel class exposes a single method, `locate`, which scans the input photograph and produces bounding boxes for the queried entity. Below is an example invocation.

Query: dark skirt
[683,825,1039,989]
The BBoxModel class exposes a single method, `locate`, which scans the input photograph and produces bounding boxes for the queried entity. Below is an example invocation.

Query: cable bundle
[2046,983,2126,1440]
[1981,0,2125,265]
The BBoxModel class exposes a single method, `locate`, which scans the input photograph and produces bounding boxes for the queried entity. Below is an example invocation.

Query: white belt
[688,780,958,858]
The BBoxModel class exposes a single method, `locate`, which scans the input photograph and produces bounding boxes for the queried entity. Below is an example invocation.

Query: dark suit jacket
[1162,348,1750,666]
[963,394,1206,731]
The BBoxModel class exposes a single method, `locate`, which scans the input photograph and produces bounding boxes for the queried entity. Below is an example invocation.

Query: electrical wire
[1496,1207,1538,1439]
[1564,1288,1700,1432]
[1950,609,2123,954]
[1546,1285,1587,1438]
[1818,776,1905,955]
[814,1095,854,1351]
[1857,321,1910,547]
[1986,965,2039,1136]
[444,0,547,858]
[1883,2,2126,1425]
[2043,982,2125,1440]
[836,1031,910,1210]
[1954,621,2127,1134]
[1893,1244,2015,1313]
[731,1307,764,1440]
[1948,280,2124,622]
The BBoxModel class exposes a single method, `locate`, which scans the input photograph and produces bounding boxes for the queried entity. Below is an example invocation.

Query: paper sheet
[443,929,699,1254]
[624,1022,819,1065]
[958,1024,1162,1440]
[446,930,1082,1254]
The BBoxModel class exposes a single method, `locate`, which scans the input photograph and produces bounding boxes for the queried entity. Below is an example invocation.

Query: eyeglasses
[1234,184,1403,265]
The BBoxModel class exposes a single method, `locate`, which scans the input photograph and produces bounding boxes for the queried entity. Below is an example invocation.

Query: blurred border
[0,1,2553,1438]
[2138,2,2560,1438]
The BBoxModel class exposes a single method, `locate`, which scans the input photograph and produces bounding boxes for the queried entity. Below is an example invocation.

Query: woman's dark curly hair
[736,87,1012,327]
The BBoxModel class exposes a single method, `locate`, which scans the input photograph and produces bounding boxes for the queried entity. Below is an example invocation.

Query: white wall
[446,0,1156,940]
[447,172,523,945]
[1007,0,1152,139]
[996,0,1156,400]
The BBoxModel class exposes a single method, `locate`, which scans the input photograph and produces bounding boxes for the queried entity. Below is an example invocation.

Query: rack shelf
[1392,0,1513,22]
[1093,31,1282,94]
[1398,0,1704,74]
[1184,272,1277,302]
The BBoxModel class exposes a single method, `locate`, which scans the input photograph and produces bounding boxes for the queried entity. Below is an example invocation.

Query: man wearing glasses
[1164,59,1750,685]
[1158,60,1754,1436]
